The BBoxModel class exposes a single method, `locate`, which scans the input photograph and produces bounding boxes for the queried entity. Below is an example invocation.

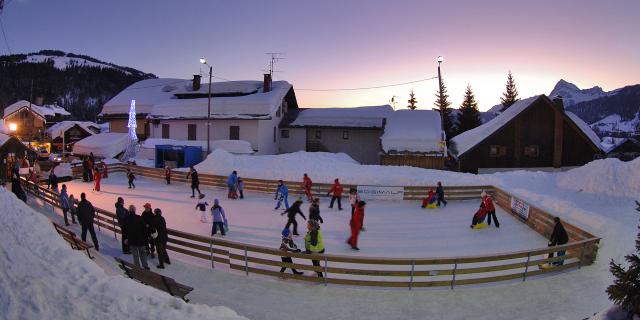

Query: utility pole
[437,56,445,141]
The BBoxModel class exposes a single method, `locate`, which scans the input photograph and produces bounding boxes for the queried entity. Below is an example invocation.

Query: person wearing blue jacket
[274,180,290,210]
[210,199,228,236]
[227,171,238,199]
[59,184,75,226]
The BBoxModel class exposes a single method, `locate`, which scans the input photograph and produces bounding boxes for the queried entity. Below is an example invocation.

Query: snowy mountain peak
[549,79,608,107]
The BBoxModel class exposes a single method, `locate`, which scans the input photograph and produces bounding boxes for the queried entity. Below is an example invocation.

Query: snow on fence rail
[21,176,600,289]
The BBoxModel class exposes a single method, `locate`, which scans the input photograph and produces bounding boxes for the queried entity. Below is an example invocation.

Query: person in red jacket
[327,178,344,210]
[421,189,436,208]
[165,166,171,185]
[481,191,499,228]
[470,203,487,228]
[93,169,101,192]
[348,200,366,250]
[302,173,313,202]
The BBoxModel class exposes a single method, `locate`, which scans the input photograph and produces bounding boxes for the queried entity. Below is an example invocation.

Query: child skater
[195,194,209,223]
[279,228,304,275]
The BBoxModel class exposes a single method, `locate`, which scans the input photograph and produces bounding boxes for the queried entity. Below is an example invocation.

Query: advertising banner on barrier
[510,196,530,220]
[357,185,404,201]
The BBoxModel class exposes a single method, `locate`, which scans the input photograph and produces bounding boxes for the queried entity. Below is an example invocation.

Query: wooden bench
[52,221,94,259]
[114,257,194,302]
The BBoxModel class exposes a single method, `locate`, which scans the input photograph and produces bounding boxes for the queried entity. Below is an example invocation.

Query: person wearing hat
[141,203,156,259]
[327,178,344,210]
[279,228,303,275]
[210,199,227,236]
[281,198,306,236]
[348,200,366,250]
[195,194,209,223]
[482,191,499,228]
[304,219,325,278]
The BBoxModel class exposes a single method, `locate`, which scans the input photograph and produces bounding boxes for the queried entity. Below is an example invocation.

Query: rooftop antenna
[264,52,285,78]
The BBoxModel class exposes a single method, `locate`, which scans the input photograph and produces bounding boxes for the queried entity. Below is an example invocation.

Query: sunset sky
[1,0,638,110]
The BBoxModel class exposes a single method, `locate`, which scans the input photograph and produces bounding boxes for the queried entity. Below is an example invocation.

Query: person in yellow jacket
[304,219,325,278]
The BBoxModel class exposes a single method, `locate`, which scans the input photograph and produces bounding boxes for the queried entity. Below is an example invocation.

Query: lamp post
[436,56,445,141]
[200,58,213,154]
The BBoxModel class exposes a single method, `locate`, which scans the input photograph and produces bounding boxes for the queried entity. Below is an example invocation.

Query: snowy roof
[451,96,542,156]
[565,112,605,151]
[100,78,292,119]
[0,132,11,147]
[141,138,208,149]
[288,105,393,128]
[46,121,101,139]
[381,110,443,153]
[3,100,71,120]
[73,132,129,158]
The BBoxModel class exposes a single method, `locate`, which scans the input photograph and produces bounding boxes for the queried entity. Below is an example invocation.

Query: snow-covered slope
[0,188,246,320]
[10,51,150,77]
[591,112,640,134]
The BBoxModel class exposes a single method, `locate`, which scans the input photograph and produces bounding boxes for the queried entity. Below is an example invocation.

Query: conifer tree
[407,90,418,110]
[606,203,640,318]
[457,85,482,134]
[500,70,520,111]
[434,79,456,140]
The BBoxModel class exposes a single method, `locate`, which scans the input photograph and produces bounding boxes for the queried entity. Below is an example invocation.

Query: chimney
[192,75,202,91]
[35,97,44,105]
[552,95,564,110]
[263,74,272,93]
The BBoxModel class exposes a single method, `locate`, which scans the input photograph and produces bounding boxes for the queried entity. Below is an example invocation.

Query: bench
[52,221,94,259]
[114,257,194,302]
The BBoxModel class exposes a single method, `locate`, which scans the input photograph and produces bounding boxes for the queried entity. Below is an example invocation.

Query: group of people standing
[81,152,108,192]
[226,171,244,200]
[115,198,170,269]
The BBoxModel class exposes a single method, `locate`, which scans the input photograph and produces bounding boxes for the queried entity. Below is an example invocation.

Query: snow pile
[73,132,129,158]
[566,111,604,151]
[381,109,442,153]
[210,140,254,154]
[289,105,392,128]
[590,305,640,320]
[0,188,247,320]
[194,149,491,185]
[556,158,640,198]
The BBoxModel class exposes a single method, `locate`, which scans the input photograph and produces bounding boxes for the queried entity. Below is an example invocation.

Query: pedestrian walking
[142,203,156,258]
[152,208,170,269]
[195,194,209,223]
[164,166,171,184]
[327,178,344,210]
[348,200,366,250]
[304,220,325,278]
[302,173,313,202]
[60,184,75,226]
[127,169,136,189]
[436,181,447,207]
[210,199,228,236]
[279,228,303,275]
[281,199,306,236]
[274,180,290,210]
[125,205,149,270]
[548,217,569,266]
[115,197,130,254]
[77,192,99,251]
[308,198,323,224]
[186,166,201,198]
[482,191,499,228]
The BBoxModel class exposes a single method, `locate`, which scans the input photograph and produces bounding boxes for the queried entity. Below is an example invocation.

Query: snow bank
[381,109,442,153]
[591,305,640,320]
[556,158,640,198]
[73,133,129,158]
[194,149,491,186]
[0,188,247,320]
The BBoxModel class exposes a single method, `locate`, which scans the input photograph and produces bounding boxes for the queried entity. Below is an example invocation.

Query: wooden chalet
[604,138,640,161]
[450,95,604,173]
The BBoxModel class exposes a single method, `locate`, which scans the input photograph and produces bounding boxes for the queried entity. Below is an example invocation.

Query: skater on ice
[421,188,437,208]
[327,178,344,210]
[470,202,488,229]
[210,199,228,237]
[279,228,303,275]
[274,180,290,210]
[93,168,101,192]
[304,219,325,278]
[436,181,447,207]
[281,198,306,236]
[195,194,209,223]
[164,166,171,184]
[127,169,136,189]
[227,170,238,199]
[308,198,323,224]
[348,188,360,217]
[237,177,245,199]
[482,191,499,228]
[348,200,366,250]
[186,166,202,198]
[302,173,313,202]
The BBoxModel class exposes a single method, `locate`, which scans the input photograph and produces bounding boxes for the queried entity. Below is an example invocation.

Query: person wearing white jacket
[210,199,227,236]
[195,194,209,223]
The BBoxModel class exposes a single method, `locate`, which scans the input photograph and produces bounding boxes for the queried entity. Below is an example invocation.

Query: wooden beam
[514,117,522,167]
[553,108,563,168]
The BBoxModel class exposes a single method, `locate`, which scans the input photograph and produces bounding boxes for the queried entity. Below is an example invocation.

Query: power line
[297,76,438,91]
[0,16,11,54]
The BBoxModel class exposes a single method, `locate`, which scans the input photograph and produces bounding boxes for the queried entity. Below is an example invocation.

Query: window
[188,124,197,140]
[281,129,289,138]
[490,145,507,157]
[524,145,539,157]
[229,126,240,140]
[315,130,321,139]
[342,130,349,140]
[273,126,277,142]
[162,124,170,139]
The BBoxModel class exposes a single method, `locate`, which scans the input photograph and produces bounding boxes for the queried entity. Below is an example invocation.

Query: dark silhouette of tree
[500,70,520,111]
[407,90,418,110]
[434,78,456,140]
[456,85,482,135]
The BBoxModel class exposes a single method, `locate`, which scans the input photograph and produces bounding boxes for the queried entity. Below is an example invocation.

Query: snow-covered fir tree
[407,90,418,110]
[500,70,520,111]
[456,85,482,135]
[434,79,456,139]
[606,204,640,318]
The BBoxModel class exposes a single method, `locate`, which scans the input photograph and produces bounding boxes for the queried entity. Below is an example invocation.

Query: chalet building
[380,110,446,169]
[450,95,604,173]
[279,105,391,164]
[100,74,298,155]
[46,121,101,153]
[0,133,36,179]
[603,138,640,161]
[2,100,71,141]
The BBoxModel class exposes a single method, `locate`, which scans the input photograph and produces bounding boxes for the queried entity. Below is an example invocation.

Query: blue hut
[155,144,202,168]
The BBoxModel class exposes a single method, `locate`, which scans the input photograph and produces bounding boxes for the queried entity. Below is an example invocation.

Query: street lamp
[200,58,213,154]
[436,56,447,154]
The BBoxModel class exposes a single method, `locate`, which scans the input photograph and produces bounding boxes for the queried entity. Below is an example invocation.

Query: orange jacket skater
[348,200,366,250]
[93,170,101,191]
[302,173,313,201]
[327,178,344,210]
[421,189,436,208]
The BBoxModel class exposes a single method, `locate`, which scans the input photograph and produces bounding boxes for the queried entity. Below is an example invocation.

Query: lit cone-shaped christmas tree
[121,99,139,161]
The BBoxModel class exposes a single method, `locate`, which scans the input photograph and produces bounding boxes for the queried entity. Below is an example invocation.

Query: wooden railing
[20,176,600,289]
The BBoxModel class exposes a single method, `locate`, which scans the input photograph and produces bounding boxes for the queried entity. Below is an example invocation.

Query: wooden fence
[21,175,600,289]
